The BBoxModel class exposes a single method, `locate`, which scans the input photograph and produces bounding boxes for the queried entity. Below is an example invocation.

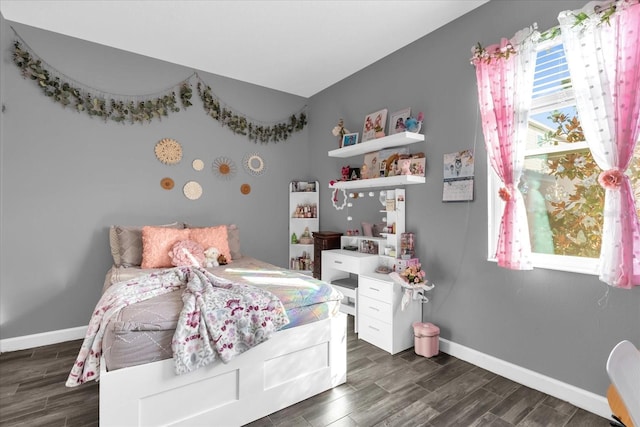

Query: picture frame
[389,108,411,135]
[362,109,388,142]
[341,132,359,147]
[348,167,361,181]
[397,156,426,177]
[362,151,380,179]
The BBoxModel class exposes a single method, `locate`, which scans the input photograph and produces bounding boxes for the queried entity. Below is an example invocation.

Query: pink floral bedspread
[66,267,289,387]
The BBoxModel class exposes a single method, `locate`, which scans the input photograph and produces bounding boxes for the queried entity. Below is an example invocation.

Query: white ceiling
[0,0,488,98]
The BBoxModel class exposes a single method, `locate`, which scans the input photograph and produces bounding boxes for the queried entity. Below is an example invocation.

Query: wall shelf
[328,132,425,158]
[329,174,425,190]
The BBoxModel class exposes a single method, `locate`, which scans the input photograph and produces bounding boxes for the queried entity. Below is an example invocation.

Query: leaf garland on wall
[196,79,307,143]
[10,31,308,143]
[12,40,192,124]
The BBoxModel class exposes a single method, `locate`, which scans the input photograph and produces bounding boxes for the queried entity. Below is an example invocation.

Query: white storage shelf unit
[289,181,319,275]
[339,188,406,271]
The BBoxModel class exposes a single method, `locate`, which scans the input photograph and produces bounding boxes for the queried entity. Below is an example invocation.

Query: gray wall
[0,17,311,337]
[308,0,639,397]
[1,0,638,398]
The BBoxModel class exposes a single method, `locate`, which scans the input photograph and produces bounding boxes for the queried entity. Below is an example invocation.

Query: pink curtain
[558,0,640,288]
[473,28,538,270]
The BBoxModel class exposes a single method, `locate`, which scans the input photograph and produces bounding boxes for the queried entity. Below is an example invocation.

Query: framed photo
[362,151,380,179]
[348,167,361,180]
[398,157,426,177]
[389,108,411,135]
[362,109,388,142]
[341,132,358,147]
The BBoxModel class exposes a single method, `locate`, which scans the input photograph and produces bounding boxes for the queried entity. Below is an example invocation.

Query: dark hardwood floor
[0,316,611,427]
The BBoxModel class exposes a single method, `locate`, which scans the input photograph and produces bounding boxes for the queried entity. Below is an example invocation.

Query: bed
[69,223,347,427]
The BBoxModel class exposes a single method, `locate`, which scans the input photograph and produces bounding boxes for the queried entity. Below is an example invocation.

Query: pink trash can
[413,322,440,357]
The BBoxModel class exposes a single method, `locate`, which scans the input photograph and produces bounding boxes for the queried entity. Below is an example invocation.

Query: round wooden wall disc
[160,177,174,190]
[240,183,251,195]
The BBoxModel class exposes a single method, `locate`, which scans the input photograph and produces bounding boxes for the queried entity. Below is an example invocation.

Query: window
[488,38,640,274]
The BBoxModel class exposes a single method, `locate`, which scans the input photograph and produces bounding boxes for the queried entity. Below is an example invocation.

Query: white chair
[606,340,640,427]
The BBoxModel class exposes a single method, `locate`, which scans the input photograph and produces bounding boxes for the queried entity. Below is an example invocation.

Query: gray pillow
[109,222,183,267]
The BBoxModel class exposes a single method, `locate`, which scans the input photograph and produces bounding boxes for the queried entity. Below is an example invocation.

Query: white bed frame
[99,313,347,427]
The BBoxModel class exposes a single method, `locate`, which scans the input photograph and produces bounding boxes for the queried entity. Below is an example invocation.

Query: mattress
[101,257,342,370]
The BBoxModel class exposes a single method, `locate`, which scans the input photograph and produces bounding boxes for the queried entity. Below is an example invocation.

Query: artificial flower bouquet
[389,262,434,310]
[401,263,427,286]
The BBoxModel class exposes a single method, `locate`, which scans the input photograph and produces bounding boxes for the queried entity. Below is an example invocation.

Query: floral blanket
[66,267,289,387]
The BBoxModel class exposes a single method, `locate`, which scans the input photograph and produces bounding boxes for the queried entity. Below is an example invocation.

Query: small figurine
[332,118,349,147]
[341,165,350,181]
[405,112,424,133]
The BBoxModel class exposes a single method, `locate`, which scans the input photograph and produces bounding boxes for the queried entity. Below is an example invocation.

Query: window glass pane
[523,108,640,259]
[532,44,571,99]
[528,106,583,150]
[522,148,603,258]
[632,145,640,218]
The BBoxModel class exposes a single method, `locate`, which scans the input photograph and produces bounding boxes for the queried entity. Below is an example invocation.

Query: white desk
[322,250,379,333]
[322,249,422,354]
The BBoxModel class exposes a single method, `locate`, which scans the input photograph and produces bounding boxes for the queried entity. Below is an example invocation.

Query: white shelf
[328,132,425,158]
[289,180,318,272]
[329,174,425,190]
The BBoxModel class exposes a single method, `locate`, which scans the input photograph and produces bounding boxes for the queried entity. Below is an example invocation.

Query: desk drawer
[359,295,391,322]
[359,276,393,302]
[322,252,360,274]
[359,314,392,352]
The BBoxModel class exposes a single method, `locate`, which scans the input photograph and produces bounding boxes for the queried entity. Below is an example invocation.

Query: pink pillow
[141,226,191,268]
[188,225,231,262]
[169,240,205,267]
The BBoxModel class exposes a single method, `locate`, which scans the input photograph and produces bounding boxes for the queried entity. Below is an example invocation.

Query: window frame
[486,37,601,276]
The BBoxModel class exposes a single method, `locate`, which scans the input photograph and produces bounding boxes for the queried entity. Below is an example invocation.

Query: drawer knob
[334,260,343,264]
[368,326,380,332]
[370,287,380,292]
[369,306,379,311]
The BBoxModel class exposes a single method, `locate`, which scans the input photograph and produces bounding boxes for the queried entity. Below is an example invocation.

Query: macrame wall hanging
[154,138,183,164]
[10,29,307,144]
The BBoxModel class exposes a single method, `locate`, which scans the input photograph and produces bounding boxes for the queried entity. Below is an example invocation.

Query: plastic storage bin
[413,322,439,357]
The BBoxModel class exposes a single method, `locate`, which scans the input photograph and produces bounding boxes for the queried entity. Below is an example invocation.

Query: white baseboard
[0,325,87,353]
[439,338,611,421]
